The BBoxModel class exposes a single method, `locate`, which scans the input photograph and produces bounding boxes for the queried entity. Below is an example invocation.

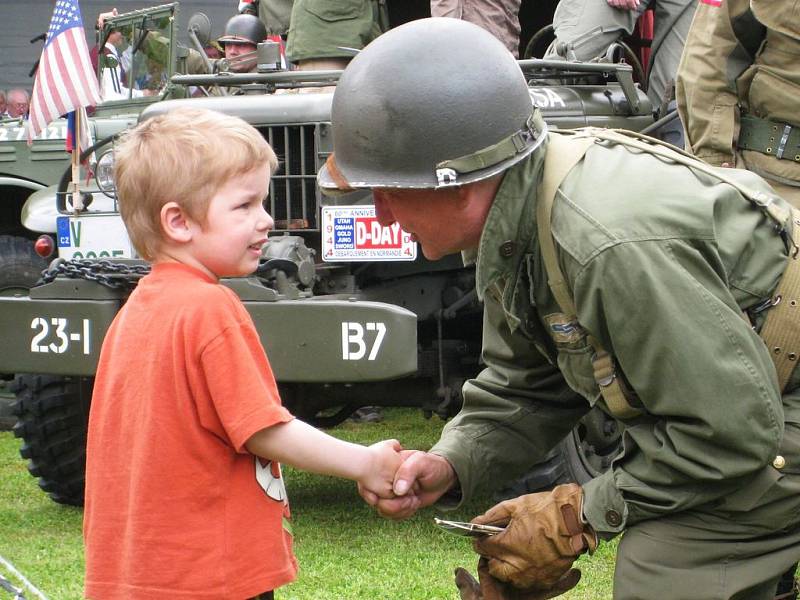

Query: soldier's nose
[373,192,395,227]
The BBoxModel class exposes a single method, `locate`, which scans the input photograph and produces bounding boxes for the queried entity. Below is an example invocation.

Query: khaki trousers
[430,0,522,57]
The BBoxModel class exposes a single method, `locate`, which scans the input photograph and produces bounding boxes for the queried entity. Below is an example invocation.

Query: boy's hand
[358,439,404,499]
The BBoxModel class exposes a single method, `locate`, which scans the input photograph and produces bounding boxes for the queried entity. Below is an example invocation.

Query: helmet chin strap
[320,154,355,196]
[435,109,548,187]
[224,49,258,71]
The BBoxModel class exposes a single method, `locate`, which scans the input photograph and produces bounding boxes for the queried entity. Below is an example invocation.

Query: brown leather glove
[455,557,581,600]
[471,483,597,590]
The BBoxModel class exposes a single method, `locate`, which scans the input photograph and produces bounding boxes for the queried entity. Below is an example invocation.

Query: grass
[0,409,616,599]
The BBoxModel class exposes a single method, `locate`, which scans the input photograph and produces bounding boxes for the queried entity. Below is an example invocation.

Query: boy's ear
[160,202,194,244]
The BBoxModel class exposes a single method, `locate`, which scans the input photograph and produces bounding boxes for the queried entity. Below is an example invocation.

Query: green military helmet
[318,17,545,192]
[218,13,267,46]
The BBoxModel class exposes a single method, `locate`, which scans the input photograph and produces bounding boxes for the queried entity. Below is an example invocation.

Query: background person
[6,89,30,119]
[216,13,267,73]
[83,107,403,598]
[548,0,695,118]
[241,0,293,38]
[182,13,267,97]
[676,0,800,208]
[286,0,388,71]
[430,0,522,57]
[319,18,800,599]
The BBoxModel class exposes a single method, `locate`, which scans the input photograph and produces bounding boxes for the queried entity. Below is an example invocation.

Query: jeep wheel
[12,375,92,506]
[0,235,48,296]
[496,407,622,499]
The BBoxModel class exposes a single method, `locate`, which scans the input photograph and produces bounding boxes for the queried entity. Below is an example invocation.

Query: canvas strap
[538,126,799,409]
[537,132,643,419]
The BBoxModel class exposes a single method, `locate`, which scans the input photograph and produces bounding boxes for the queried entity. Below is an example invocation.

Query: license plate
[56,214,135,260]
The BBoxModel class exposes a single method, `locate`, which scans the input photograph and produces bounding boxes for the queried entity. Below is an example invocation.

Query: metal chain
[38,259,151,290]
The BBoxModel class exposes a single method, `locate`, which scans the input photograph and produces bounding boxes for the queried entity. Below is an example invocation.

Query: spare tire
[0,235,48,296]
[12,374,92,506]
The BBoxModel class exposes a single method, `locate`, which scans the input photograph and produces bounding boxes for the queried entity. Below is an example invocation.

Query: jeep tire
[12,375,92,506]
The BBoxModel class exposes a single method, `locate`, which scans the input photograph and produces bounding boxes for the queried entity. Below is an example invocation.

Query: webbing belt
[759,209,800,391]
[739,114,800,163]
[537,128,799,420]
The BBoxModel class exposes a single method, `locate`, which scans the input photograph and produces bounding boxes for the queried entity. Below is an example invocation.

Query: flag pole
[71,109,84,211]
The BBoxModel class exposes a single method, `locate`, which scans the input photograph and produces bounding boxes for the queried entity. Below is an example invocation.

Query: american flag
[27,0,101,143]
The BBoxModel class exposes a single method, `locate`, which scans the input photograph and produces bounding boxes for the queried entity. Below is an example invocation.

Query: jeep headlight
[95,150,117,199]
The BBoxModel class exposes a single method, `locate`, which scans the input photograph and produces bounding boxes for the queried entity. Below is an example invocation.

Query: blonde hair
[114,107,278,261]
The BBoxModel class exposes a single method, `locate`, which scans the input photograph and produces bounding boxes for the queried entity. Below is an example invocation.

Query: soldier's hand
[455,558,581,600]
[606,0,640,9]
[471,484,597,590]
[359,450,457,520]
[97,8,118,29]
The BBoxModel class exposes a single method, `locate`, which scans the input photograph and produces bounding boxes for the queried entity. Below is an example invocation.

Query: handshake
[360,443,597,599]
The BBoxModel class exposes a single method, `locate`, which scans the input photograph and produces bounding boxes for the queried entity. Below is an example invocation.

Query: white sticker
[341,322,386,361]
[30,317,91,355]
[321,205,417,262]
[529,88,567,109]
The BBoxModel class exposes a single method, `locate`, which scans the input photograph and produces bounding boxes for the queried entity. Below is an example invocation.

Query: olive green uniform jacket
[285,0,388,62]
[257,0,294,36]
[430,135,800,538]
[676,0,800,205]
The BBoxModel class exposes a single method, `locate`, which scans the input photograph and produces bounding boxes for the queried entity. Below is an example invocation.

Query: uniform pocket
[304,0,363,21]
[750,0,800,39]
[556,343,599,406]
[747,68,800,127]
[709,93,738,154]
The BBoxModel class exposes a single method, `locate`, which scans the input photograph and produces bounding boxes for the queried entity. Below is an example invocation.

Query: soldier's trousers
[430,0,522,57]
[614,511,800,599]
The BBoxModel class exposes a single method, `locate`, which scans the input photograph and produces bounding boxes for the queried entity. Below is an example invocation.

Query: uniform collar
[472,140,547,301]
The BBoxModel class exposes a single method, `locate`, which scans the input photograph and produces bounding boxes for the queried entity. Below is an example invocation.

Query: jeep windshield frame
[97,3,178,105]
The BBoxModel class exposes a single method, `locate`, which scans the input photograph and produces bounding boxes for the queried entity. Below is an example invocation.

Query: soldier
[430,0,523,57]
[240,0,293,37]
[239,0,387,72]
[676,0,800,208]
[186,13,267,76]
[320,18,800,600]
[182,13,267,97]
[285,0,388,71]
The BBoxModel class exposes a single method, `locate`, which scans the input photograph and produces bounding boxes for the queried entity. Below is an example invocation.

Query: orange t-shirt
[84,263,297,599]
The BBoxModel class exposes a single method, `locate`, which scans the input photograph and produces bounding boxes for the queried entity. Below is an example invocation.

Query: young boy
[83,108,403,599]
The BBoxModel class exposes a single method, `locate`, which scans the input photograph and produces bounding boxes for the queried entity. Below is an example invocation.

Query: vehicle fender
[20,184,59,233]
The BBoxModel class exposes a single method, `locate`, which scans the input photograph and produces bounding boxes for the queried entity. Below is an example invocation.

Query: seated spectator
[7,89,30,119]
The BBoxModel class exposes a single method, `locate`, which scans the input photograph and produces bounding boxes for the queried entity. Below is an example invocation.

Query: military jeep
[0,2,657,505]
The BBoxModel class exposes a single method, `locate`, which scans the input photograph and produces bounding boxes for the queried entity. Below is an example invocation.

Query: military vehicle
[0,3,190,419]
[0,1,657,505]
